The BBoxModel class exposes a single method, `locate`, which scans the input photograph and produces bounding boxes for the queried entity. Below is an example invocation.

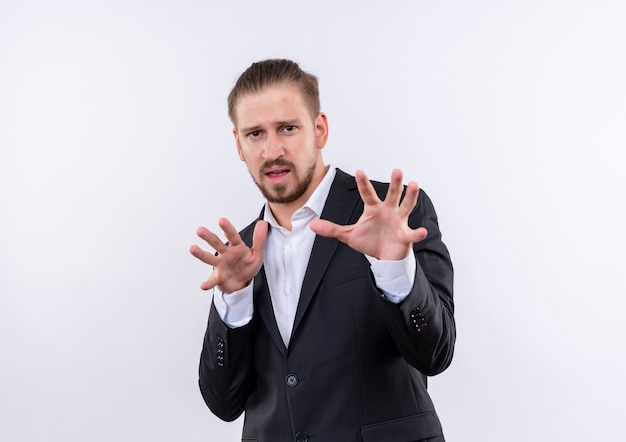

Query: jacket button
[410,307,427,331]
[295,431,309,442]
[285,374,299,387]
[216,337,225,367]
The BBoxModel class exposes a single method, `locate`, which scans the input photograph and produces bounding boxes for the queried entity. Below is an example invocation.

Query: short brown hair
[227,59,320,125]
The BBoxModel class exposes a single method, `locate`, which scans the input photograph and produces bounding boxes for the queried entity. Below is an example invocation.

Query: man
[190,59,455,441]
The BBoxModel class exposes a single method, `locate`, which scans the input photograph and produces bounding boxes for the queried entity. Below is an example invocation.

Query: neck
[268,164,328,231]
[267,202,298,231]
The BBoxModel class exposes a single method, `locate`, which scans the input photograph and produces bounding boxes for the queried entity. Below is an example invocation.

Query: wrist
[219,279,253,295]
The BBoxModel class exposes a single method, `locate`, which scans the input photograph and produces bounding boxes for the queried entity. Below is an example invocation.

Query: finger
[251,220,268,254]
[407,227,428,244]
[200,273,218,291]
[355,170,381,205]
[310,218,347,240]
[398,181,419,217]
[196,227,229,254]
[218,218,243,247]
[384,169,405,207]
[189,244,219,266]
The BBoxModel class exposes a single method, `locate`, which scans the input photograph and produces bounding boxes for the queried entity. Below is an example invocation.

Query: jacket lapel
[241,211,288,354]
[253,266,287,354]
[290,169,361,344]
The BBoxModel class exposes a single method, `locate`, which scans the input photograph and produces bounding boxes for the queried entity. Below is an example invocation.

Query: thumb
[310,219,344,239]
[408,227,428,244]
[252,220,269,252]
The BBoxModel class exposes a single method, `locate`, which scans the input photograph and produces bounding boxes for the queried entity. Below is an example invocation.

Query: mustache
[261,158,295,171]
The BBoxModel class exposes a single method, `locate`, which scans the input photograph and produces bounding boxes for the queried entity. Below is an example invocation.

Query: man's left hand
[310,169,427,260]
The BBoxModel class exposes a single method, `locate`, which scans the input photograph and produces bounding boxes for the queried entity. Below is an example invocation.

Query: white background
[1,1,625,441]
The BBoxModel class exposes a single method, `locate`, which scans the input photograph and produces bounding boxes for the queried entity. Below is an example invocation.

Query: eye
[282,125,296,133]
[248,130,262,139]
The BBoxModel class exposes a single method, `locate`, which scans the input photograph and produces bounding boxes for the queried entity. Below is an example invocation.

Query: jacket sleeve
[376,189,455,376]
[198,301,255,421]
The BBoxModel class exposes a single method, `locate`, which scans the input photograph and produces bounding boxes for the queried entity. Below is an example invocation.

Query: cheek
[239,151,262,173]
[237,143,254,162]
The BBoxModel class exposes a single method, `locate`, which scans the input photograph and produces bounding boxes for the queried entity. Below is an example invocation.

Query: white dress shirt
[213,167,416,346]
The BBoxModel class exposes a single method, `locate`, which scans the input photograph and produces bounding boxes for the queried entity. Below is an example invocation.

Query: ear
[233,128,245,161]
[315,113,329,149]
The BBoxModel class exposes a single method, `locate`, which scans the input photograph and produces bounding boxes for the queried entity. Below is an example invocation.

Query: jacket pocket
[361,412,443,442]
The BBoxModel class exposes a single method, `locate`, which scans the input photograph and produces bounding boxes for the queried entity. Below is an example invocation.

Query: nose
[263,132,284,160]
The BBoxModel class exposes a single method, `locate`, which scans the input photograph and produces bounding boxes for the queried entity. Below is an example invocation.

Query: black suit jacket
[199,169,455,442]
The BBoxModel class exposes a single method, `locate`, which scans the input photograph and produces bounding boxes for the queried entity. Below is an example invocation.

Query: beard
[251,158,317,204]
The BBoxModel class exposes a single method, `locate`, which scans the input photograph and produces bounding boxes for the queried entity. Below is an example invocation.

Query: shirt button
[285,374,299,387]
[295,431,309,442]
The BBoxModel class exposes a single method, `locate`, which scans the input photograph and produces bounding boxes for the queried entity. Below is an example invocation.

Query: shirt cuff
[366,252,416,304]
[212,283,254,328]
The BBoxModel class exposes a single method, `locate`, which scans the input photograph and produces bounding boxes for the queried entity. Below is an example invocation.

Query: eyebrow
[239,119,301,134]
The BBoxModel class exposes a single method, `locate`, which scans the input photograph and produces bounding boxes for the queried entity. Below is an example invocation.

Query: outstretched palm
[190,218,268,293]
[310,169,427,260]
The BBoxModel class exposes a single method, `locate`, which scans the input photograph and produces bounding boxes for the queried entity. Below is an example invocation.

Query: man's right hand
[189,218,268,293]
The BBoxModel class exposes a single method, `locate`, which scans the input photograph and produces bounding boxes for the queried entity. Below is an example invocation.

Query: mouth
[264,167,291,183]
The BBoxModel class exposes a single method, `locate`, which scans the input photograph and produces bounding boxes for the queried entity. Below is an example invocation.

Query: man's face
[233,83,328,207]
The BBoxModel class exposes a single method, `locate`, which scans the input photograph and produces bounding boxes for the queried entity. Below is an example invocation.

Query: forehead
[234,83,310,128]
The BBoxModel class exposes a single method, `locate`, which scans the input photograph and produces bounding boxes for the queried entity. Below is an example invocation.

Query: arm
[190,219,267,420]
[376,189,455,375]
[198,302,255,421]
[311,169,455,375]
